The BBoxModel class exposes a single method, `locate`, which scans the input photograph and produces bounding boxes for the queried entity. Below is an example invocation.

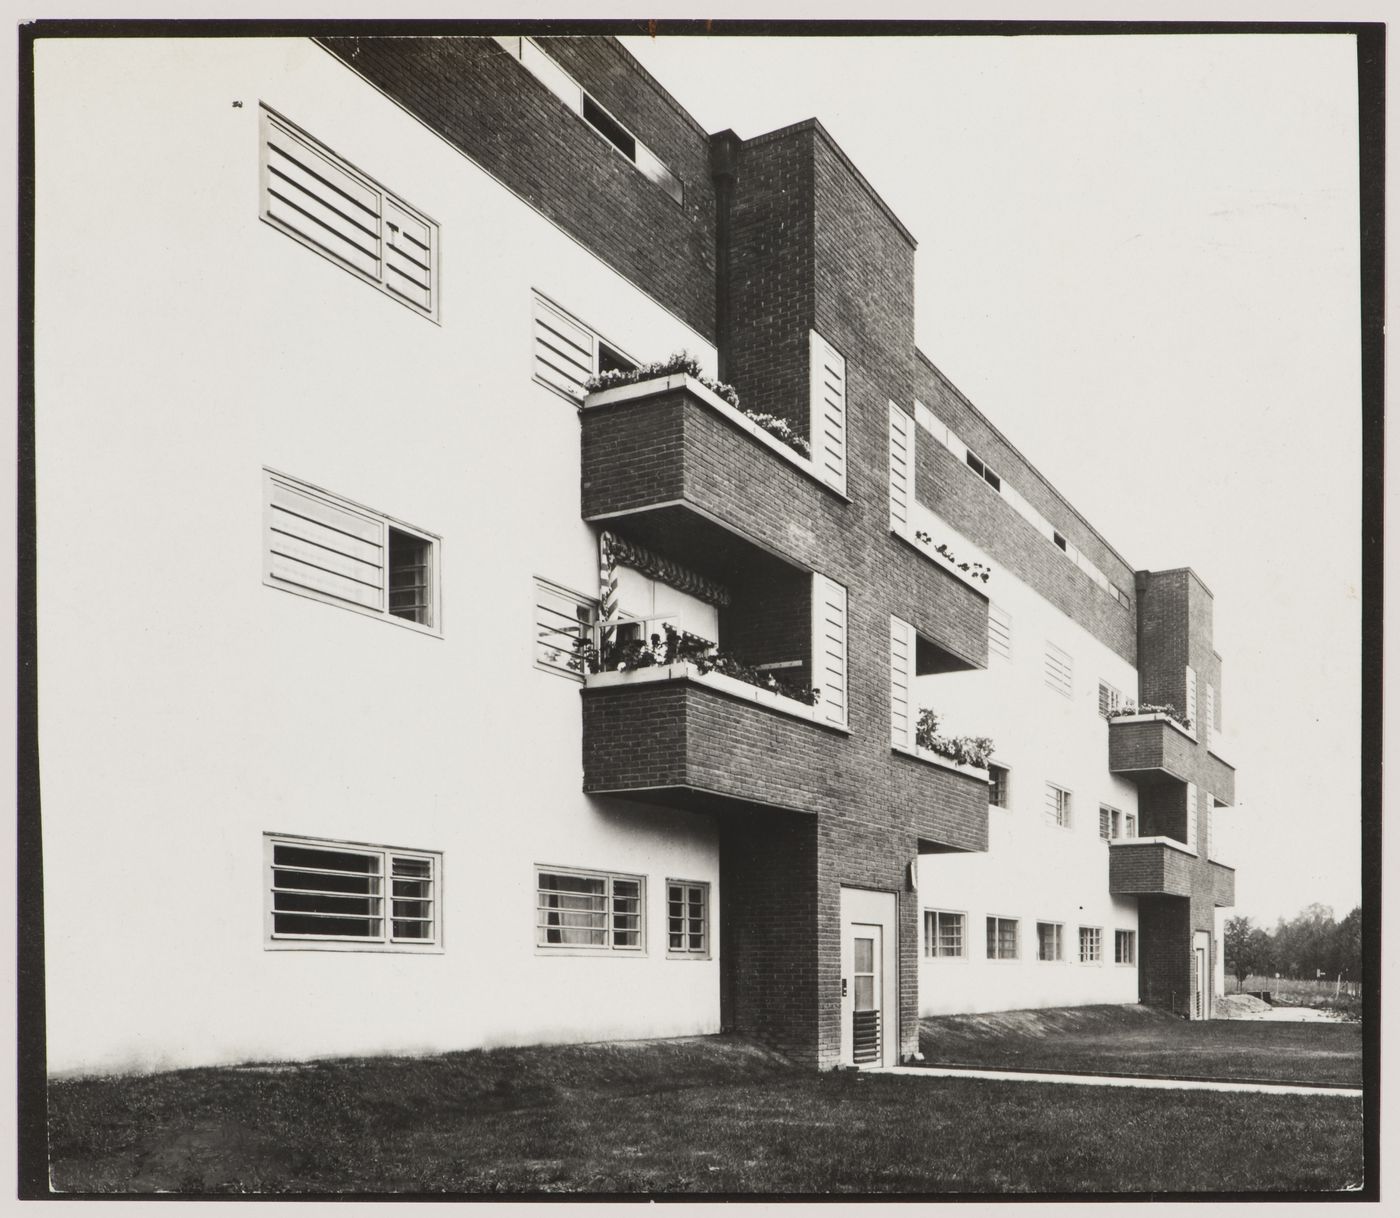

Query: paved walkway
[870,1064,1361,1098]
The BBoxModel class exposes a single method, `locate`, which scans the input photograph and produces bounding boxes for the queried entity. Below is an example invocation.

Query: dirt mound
[1216,993,1272,1017]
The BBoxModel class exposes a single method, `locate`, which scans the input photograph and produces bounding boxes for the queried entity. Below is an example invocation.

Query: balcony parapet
[584,663,841,731]
[1108,715,1197,784]
[1107,837,1198,897]
[891,741,990,783]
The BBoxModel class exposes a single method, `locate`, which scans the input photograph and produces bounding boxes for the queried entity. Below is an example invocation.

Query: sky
[621,31,1364,928]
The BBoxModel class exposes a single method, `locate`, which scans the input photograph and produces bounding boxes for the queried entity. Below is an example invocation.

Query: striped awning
[602,530,731,608]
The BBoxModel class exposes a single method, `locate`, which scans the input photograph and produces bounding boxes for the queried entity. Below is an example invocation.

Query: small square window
[667,880,710,957]
[925,910,966,958]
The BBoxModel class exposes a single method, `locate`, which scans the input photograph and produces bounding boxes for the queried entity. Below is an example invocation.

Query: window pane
[273,912,381,938]
[274,844,379,874]
[854,938,874,973]
[387,528,431,625]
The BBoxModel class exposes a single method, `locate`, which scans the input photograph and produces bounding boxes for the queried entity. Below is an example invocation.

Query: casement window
[536,867,644,952]
[1037,922,1064,962]
[1124,811,1138,839]
[1116,929,1137,965]
[532,293,637,402]
[964,448,1002,493]
[265,834,440,950]
[986,916,1019,960]
[493,37,684,204]
[813,574,849,727]
[259,107,437,320]
[1079,926,1103,964]
[1099,806,1113,841]
[988,603,1012,661]
[1045,783,1072,829]
[988,764,1010,810]
[263,470,440,634]
[666,881,709,957]
[925,910,966,958]
[1100,804,1127,840]
[1045,642,1073,698]
[888,403,913,532]
[1186,782,1198,850]
[809,331,848,495]
[1098,680,1121,718]
[1185,665,1198,729]
[535,578,596,679]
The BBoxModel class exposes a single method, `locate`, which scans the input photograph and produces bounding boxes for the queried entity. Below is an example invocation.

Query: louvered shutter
[812,574,848,727]
[888,402,913,532]
[890,615,917,749]
[809,331,847,495]
[383,199,433,311]
[265,473,386,611]
[1185,666,1198,728]
[1186,782,1198,849]
[533,296,594,399]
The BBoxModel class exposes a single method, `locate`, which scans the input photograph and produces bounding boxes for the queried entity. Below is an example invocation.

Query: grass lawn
[48,1035,1362,1195]
[919,1005,1362,1086]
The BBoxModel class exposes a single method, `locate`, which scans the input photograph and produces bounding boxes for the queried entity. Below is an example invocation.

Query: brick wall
[1138,896,1191,1011]
[1107,719,1196,784]
[317,36,717,339]
[1108,841,1195,898]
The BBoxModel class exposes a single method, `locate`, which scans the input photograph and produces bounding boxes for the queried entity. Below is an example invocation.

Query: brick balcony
[1107,715,1197,785]
[581,375,837,571]
[1107,838,1198,898]
[1210,860,1236,907]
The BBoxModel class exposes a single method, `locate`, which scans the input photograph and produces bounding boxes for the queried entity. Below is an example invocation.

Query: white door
[839,887,899,1067]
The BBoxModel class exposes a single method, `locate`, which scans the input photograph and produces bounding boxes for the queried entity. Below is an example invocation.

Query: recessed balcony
[1107,714,1197,785]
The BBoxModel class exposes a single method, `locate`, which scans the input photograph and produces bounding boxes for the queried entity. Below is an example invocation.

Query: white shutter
[890,615,917,749]
[265,472,386,611]
[1185,665,1198,728]
[1044,641,1073,697]
[812,574,848,727]
[988,603,1012,661]
[888,402,913,532]
[1203,793,1213,860]
[383,198,433,311]
[1206,684,1216,745]
[1186,782,1198,849]
[533,295,595,399]
[809,331,847,495]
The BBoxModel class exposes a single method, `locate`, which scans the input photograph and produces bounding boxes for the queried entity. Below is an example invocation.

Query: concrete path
[870,1064,1361,1098]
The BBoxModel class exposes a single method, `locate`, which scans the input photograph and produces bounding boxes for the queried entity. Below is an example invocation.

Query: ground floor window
[1036,921,1064,961]
[986,916,1019,960]
[924,910,966,958]
[265,834,440,950]
[1079,926,1103,963]
[667,880,709,957]
[537,867,644,951]
[1115,929,1137,965]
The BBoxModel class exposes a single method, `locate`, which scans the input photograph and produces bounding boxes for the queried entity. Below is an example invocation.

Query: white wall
[36,37,722,1074]
[913,494,1142,1014]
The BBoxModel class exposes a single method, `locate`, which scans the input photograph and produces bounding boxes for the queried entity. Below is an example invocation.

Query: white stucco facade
[36,38,723,1075]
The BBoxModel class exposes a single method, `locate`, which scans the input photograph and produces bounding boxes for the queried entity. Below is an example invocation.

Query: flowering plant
[915,709,995,769]
[571,624,821,706]
[584,351,811,458]
[1106,702,1194,732]
[912,530,991,583]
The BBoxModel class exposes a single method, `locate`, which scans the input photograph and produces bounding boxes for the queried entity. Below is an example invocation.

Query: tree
[1225,916,1273,986]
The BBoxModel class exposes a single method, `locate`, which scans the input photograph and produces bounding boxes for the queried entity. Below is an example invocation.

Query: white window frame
[1079,926,1104,964]
[813,573,849,728]
[924,909,967,959]
[665,879,711,959]
[1045,641,1073,698]
[986,915,1020,961]
[809,330,848,496]
[532,291,638,404]
[1045,782,1072,830]
[988,764,1010,811]
[535,577,597,680]
[1186,781,1198,851]
[264,833,442,953]
[1124,811,1138,839]
[1036,921,1065,962]
[259,106,439,321]
[1098,679,1121,718]
[263,469,441,636]
[535,865,646,955]
[1115,929,1137,966]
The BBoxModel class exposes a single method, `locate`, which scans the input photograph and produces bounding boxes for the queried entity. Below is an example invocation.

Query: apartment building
[32,32,1235,1076]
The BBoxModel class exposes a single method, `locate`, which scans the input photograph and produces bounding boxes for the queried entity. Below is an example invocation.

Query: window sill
[535,946,647,958]
[265,940,444,955]
[587,663,849,732]
[583,373,852,503]
[891,742,989,782]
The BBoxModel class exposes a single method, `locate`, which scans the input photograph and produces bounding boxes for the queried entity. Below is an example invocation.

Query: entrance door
[851,925,882,1065]
[839,887,898,1067]
[1193,930,1211,1019]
